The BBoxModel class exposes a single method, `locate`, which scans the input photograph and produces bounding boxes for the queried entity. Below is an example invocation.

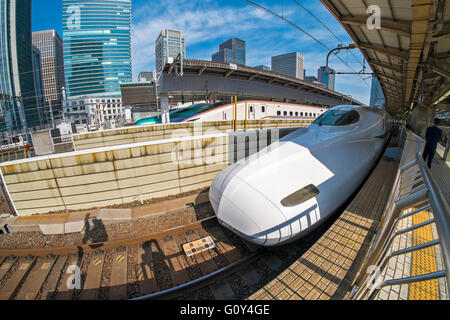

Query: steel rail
[0,216,218,257]
[131,250,262,300]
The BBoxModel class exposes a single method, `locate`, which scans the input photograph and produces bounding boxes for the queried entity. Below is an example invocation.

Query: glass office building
[1,0,42,132]
[0,0,15,132]
[31,45,46,126]
[62,0,132,98]
[32,30,66,122]
[318,66,335,91]
[212,38,246,66]
[254,65,270,71]
[271,52,304,80]
[155,29,186,76]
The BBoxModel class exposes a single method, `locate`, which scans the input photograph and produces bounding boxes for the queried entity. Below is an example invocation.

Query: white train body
[209,105,392,246]
[136,101,328,125]
[181,101,326,122]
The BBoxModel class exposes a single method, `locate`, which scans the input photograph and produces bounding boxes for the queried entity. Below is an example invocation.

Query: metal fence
[349,126,449,300]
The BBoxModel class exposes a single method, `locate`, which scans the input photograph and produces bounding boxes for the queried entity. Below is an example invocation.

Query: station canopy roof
[321,0,450,116]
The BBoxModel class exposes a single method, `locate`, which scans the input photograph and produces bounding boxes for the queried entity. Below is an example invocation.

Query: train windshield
[170,102,223,121]
[170,103,213,120]
[135,102,224,125]
[313,109,359,126]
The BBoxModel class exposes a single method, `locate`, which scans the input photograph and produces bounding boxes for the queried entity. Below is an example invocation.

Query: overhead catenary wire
[244,0,370,88]
[291,0,366,70]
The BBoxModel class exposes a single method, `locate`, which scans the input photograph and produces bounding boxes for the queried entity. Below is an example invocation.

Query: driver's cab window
[313,110,360,126]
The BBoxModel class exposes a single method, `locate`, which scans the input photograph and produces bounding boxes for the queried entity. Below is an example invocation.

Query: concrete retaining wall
[0,127,299,216]
[72,120,311,151]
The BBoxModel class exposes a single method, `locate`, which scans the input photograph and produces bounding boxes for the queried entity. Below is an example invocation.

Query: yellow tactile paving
[408,209,439,300]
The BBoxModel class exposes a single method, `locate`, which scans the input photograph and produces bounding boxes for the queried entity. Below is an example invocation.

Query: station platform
[249,131,449,300]
[374,133,449,300]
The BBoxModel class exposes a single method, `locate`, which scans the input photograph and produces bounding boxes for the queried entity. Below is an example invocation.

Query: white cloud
[131,1,272,76]
[130,0,371,104]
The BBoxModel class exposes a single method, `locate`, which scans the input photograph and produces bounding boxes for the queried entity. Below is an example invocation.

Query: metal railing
[349,128,450,300]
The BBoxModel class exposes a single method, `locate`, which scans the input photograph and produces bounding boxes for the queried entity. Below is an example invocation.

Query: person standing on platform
[422,118,442,169]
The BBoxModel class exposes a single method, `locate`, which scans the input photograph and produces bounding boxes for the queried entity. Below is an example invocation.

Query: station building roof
[320,0,450,116]
[121,59,364,109]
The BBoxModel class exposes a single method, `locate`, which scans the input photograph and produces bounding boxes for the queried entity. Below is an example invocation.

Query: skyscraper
[317,66,335,90]
[271,52,304,80]
[31,45,46,126]
[212,38,246,66]
[138,72,154,82]
[305,76,318,82]
[0,0,42,132]
[370,77,385,108]
[155,29,186,76]
[32,30,66,122]
[254,65,270,71]
[62,0,132,98]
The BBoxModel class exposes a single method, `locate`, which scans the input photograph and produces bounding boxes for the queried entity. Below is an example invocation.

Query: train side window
[300,112,303,116]
[295,112,298,116]
[289,111,293,116]
[283,111,287,116]
[262,106,266,113]
[249,106,253,113]
[277,111,281,116]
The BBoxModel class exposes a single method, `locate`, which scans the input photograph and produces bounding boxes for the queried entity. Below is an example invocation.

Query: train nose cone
[211,175,289,246]
[209,164,240,214]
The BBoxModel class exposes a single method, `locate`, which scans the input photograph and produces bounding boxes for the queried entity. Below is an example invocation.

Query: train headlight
[280,184,320,207]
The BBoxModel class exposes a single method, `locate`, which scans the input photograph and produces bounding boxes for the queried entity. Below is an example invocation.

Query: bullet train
[135,100,326,125]
[209,105,393,246]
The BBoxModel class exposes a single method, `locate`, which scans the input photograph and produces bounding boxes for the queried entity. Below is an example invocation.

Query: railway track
[0,215,263,300]
[0,197,340,300]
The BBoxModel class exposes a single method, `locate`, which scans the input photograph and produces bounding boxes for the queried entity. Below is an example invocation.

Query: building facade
[254,65,270,71]
[0,0,43,133]
[155,29,186,76]
[138,72,154,82]
[31,45,46,126]
[32,30,66,123]
[305,76,318,82]
[271,52,304,80]
[370,77,385,108]
[62,0,132,98]
[63,96,125,130]
[212,38,246,66]
[317,66,335,90]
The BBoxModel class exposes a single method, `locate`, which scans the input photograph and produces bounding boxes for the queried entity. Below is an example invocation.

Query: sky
[32,0,373,105]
